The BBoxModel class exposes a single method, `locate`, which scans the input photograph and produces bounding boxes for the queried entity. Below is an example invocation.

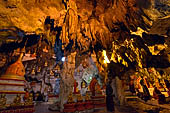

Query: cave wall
[0,0,169,77]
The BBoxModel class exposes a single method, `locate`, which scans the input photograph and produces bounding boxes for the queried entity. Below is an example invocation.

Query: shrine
[0,0,170,113]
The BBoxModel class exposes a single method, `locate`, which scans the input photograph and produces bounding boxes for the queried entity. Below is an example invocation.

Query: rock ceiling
[0,0,170,77]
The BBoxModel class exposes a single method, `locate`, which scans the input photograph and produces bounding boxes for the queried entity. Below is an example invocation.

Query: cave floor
[34,102,137,113]
[34,101,170,113]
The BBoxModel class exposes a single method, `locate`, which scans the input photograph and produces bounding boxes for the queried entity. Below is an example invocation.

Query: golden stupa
[0,48,25,80]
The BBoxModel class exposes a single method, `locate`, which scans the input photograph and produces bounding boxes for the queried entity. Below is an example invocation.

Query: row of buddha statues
[0,93,33,110]
[67,93,91,103]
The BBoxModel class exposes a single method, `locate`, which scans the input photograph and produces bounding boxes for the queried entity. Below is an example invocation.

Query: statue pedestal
[63,103,76,113]
[76,102,85,111]
[91,93,106,109]
[84,101,93,109]
[0,75,25,104]
[0,105,34,113]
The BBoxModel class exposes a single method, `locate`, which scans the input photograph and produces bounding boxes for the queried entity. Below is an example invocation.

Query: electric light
[61,57,66,62]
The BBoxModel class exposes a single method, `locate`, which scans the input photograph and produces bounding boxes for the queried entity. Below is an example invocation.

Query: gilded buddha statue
[1,48,25,80]
[67,93,74,103]
[0,94,7,109]
[11,94,22,106]
[37,67,41,73]
[50,70,54,76]
[85,93,90,101]
[25,93,33,106]
[77,94,83,102]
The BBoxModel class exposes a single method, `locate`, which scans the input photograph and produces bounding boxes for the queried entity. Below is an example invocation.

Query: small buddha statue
[82,81,86,88]
[11,94,22,106]
[77,94,83,102]
[54,65,60,73]
[44,61,48,67]
[27,50,31,54]
[67,93,74,103]
[0,94,7,109]
[37,67,41,73]
[43,46,48,53]
[50,70,54,76]
[85,93,90,101]
[25,93,33,106]
[33,51,36,55]
[31,68,35,75]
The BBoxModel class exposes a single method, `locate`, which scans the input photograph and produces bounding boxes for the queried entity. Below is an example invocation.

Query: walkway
[34,102,139,113]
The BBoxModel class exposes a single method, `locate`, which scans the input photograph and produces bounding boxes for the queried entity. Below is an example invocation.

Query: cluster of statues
[67,92,90,103]
[10,94,22,106]
[0,93,33,109]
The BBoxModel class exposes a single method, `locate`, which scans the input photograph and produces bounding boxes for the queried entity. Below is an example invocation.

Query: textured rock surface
[0,0,169,109]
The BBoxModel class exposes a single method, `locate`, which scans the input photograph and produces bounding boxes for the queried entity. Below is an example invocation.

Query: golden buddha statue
[55,65,60,71]
[0,94,7,109]
[44,61,48,67]
[1,49,25,80]
[37,67,41,73]
[43,46,48,53]
[24,93,33,106]
[85,93,90,101]
[11,94,22,106]
[50,70,54,76]
[27,50,31,54]
[67,93,74,103]
[33,51,36,56]
[82,81,86,88]
[31,68,35,75]
[77,94,83,102]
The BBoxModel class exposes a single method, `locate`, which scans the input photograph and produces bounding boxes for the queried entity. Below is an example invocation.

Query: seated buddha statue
[90,77,102,96]
[37,67,41,73]
[0,94,7,109]
[2,52,25,80]
[77,94,83,102]
[50,70,54,76]
[11,94,22,106]
[25,93,33,106]
[85,93,90,101]
[81,81,87,96]
[67,93,74,103]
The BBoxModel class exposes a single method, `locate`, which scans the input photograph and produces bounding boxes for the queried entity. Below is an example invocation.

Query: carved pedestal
[91,93,106,109]
[63,103,76,113]
[84,101,93,109]
[76,102,85,111]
